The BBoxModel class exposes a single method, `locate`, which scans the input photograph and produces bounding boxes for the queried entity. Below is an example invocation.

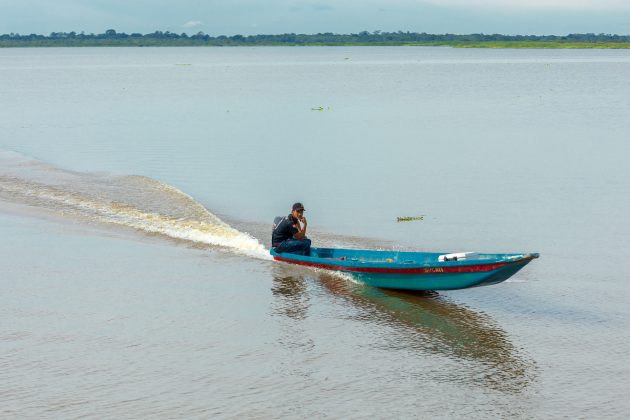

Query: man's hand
[293,216,307,240]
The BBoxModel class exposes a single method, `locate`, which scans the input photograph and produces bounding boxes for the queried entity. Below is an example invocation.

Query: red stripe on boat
[271,256,527,274]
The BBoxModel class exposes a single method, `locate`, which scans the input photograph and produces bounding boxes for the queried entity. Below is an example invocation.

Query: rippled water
[1,47,629,418]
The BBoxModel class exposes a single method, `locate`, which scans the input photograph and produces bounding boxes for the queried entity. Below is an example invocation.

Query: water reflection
[271,273,310,321]
[271,265,536,393]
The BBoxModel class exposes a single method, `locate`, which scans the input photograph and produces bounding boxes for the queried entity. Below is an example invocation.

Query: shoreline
[3,41,630,49]
[4,30,630,49]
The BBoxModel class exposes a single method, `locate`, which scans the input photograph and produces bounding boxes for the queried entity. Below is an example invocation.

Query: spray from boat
[0,150,269,259]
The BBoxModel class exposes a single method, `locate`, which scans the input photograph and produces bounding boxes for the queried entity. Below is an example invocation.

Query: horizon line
[4,29,630,37]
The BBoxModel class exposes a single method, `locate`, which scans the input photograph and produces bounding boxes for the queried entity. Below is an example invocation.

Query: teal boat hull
[271,247,539,291]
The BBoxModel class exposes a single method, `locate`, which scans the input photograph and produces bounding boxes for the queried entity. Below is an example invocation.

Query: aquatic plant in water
[396,216,424,222]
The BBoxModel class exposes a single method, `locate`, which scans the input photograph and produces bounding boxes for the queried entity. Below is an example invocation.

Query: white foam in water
[0,150,270,259]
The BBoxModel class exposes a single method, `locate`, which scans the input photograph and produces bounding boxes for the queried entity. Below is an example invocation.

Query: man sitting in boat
[272,202,311,256]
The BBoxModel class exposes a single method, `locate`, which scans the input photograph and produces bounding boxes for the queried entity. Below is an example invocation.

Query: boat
[270,247,539,291]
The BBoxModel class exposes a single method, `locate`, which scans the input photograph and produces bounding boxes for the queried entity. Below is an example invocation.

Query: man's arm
[293,216,308,240]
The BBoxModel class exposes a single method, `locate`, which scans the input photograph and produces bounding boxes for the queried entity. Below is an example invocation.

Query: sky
[2,0,630,36]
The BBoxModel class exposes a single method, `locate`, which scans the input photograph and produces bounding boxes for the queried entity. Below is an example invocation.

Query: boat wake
[0,150,269,259]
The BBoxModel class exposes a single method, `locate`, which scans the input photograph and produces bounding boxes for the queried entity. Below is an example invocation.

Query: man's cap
[292,202,305,211]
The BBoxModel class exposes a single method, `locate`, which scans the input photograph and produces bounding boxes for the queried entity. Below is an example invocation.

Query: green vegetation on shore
[2,29,630,48]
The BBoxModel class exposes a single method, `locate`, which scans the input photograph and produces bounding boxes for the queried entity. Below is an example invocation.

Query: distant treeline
[2,29,630,47]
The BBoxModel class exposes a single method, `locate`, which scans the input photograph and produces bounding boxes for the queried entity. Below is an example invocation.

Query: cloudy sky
[2,0,630,35]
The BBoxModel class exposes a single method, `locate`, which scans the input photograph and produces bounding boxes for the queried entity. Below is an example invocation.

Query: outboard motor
[272,216,285,233]
[271,216,287,247]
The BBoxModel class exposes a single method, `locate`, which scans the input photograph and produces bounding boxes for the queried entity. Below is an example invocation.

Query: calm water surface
[1,47,629,418]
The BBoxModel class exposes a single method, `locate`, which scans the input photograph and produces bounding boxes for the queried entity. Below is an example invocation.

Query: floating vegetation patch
[397,216,424,222]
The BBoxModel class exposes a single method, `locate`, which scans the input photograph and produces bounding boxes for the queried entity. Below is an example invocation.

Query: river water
[1,47,629,418]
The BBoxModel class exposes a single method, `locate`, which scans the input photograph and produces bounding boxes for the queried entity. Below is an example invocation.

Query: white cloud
[418,0,630,10]
[183,20,203,28]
